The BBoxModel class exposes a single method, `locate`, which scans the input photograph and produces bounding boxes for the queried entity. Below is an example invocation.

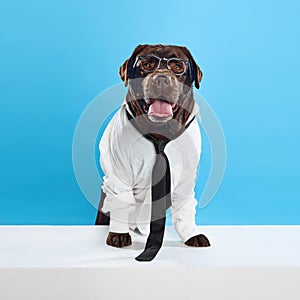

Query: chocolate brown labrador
[96,44,210,249]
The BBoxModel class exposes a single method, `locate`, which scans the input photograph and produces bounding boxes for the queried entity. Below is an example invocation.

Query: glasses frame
[133,54,190,76]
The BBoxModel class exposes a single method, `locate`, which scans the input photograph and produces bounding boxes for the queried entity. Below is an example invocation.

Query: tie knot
[154,140,168,154]
[143,134,169,154]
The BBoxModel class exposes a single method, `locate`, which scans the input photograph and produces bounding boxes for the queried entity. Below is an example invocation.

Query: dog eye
[140,57,159,72]
[168,59,186,74]
[143,62,153,70]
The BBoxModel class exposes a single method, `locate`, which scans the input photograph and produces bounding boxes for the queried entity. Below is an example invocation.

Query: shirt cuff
[109,207,130,233]
[173,220,203,243]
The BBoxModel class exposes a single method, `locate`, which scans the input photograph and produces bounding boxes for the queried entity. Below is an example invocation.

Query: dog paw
[184,234,210,247]
[106,232,132,248]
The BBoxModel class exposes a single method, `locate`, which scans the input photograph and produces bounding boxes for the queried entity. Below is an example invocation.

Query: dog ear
[119,59,129,86]
[194,66,203,89]
[181,47,203,89]
[119,44,148,87]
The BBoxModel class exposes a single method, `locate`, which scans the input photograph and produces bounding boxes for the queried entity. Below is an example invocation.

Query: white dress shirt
[99,101,203,242]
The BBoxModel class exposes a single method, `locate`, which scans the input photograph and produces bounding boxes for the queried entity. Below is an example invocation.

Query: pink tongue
[148,99,173,117]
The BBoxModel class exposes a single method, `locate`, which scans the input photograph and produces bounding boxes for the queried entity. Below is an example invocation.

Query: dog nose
[153,75,170,86]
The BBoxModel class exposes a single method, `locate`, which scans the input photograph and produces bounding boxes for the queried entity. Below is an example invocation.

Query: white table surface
[0,225,300,300]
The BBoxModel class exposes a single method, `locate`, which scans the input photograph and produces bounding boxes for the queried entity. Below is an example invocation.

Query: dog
[95,44,210,251]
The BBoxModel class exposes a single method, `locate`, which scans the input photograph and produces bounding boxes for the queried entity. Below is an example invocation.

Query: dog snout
[150,74,174,97]
[153,74,170,87]
[143,71,180,104]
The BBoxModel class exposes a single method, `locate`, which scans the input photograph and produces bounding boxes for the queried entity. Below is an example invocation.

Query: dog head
[119,44,203,139]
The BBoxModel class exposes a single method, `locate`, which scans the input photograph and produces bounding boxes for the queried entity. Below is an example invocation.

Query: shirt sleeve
[99,116,135,213]
[171,167,203,242]
[170,119,203,242]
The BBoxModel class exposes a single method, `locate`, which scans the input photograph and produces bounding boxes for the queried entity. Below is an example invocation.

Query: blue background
[0,0,299,225]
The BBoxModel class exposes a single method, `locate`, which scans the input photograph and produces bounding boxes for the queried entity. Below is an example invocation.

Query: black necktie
[126,110,195,262]
[135,137,172,262]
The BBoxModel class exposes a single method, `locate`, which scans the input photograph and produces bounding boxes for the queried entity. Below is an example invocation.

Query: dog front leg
[106,206,132,248]
[171,195,210,247]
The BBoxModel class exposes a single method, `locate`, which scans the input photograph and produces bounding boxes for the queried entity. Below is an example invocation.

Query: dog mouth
[144,98,178,123]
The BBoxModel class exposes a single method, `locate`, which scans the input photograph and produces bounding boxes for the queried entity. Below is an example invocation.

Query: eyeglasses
[134,54,189,76]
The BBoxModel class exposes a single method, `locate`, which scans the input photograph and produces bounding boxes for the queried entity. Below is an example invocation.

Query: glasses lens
[140,56,160,72]
[168,59,186,75]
